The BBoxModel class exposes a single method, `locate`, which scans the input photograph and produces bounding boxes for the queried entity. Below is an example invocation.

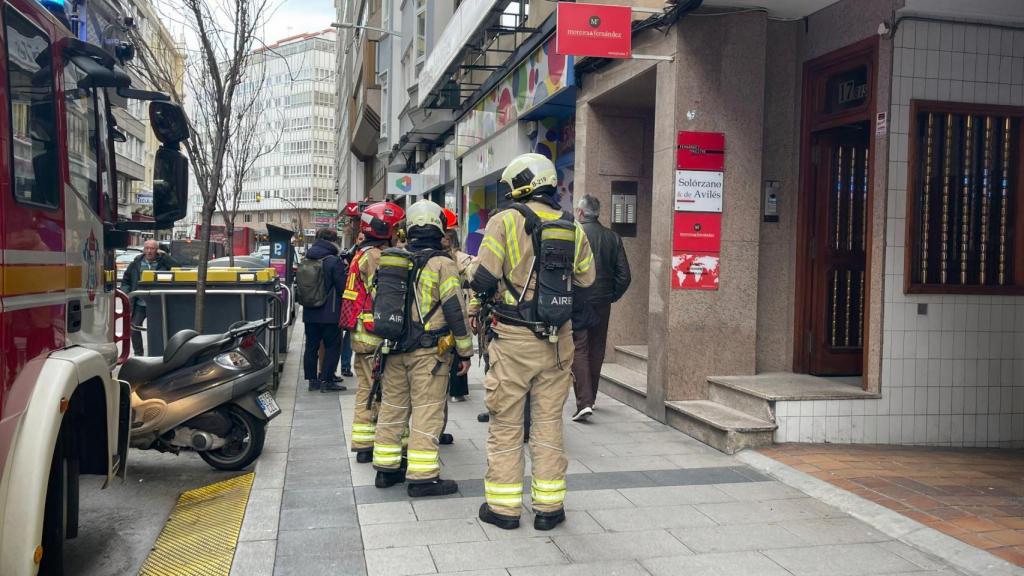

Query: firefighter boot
[356,451,372,464]
[408,479,458,497]
[375,468,405,488]
[534,509,566,531]
[478,502,520,530]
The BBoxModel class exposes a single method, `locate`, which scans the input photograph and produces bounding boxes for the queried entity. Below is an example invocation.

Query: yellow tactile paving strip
[139,473,255,576]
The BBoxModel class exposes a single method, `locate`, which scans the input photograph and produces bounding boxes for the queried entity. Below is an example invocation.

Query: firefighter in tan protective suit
[471,153,595,531]
[372,200,474,496]
[346,202,405,464]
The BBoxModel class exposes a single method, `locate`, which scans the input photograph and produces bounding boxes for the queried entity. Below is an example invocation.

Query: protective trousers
[483,323,573,517]
[373,347,452,482]
[350,352,379,453]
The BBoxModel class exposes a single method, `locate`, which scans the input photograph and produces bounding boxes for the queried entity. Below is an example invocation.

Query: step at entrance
[665,400,776,454]
[614,345,647,375]
[598,362,647,413]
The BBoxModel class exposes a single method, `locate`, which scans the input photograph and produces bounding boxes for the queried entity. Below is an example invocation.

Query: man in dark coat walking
[302,228,347,392]
[571,195,631,421]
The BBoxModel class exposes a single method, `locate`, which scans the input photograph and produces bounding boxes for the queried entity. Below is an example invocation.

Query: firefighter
[471,153,595,531]
[345,201,405,464]
[372,200,474,497]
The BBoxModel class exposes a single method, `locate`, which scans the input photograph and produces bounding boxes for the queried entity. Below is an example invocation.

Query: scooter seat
[120,330,227,385]
[119,356,168,385]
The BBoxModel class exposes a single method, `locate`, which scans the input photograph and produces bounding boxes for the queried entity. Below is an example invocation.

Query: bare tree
[127,0,274,331]
[219,54,281,266]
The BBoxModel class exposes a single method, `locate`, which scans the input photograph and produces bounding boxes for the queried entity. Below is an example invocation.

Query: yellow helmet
[405,199,445,235]
[501,153,557,200]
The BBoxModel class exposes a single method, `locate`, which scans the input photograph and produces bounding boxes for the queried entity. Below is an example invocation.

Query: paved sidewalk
[760,443,1024,567]
[232,319,971,575]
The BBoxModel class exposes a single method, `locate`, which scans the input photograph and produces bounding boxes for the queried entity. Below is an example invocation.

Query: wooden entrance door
[808,126,869,375]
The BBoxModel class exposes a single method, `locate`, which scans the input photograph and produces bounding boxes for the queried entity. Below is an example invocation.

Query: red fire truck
[0,0,189,574]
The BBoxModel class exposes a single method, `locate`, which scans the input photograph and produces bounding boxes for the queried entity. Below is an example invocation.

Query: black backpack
[295,256,328,307]
[509,204,576,329]
[372,247,449,350]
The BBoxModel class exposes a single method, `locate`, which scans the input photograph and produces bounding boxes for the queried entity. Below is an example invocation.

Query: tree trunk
[226,220,235,267]
[195,205,217,333]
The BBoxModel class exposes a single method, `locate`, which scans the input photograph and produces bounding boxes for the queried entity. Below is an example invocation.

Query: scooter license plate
[256,391,281,418]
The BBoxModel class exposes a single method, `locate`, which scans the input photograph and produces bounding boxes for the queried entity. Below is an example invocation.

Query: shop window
[5,6,58,208]
[907,100,1024,293]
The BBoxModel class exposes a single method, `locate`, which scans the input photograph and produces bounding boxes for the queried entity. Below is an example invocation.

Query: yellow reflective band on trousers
[351,422,376,443]
[531,478,567,505]
[485,481,523,508]
[373,444,403,466]
[406,449,439,474]
[139,473,254,576]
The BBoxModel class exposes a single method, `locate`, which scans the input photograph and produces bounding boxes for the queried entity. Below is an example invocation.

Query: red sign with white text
[672,251,721,290]
[673,212,722,252]
[555,2,632,59]
[677,131,726,171]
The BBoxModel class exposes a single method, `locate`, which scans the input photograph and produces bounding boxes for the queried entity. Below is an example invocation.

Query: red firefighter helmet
[442,207,458,230]
[360,202,404,239]
[343,202,361,218]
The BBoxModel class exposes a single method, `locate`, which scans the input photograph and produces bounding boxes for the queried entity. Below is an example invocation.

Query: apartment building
[335,0,1024,451]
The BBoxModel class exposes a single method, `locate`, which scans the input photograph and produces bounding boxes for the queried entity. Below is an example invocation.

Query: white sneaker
[572,406,593,422]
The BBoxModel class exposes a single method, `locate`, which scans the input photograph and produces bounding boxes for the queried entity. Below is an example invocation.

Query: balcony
[348,36,382,161]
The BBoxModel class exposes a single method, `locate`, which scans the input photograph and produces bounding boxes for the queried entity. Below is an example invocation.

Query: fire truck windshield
[61,59,115,221]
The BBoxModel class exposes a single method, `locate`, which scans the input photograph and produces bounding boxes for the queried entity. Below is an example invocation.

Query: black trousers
[304,322,341,381]
[131,304,147,356]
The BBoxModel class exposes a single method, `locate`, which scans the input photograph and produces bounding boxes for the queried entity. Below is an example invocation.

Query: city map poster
[671,251,720,290]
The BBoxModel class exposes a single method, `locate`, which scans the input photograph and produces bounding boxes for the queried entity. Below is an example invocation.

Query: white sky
[156,0,336,48]
[262,0,335,45]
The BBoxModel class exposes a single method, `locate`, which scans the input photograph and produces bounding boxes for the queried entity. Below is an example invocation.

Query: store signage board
[674,170,723,213]
[673,212,721,252]
[312,211,335,226]
[555,2,632,59]
[672,252,720,290]
[677,131,725,171]
[387,172,424,196]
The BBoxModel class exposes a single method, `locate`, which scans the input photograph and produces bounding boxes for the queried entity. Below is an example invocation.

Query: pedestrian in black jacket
[571,195,631,421]
[302,228,347,392]
[121,239,178,356]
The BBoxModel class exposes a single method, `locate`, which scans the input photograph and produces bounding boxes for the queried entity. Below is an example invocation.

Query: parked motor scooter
[119,318,281,470]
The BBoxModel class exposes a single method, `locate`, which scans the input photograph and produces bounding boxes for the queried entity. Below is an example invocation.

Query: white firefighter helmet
[405,199,445,235]
[501,153,558,200]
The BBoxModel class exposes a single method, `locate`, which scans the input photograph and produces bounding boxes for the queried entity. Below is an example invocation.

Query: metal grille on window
[827,144,869,350]
[914,110,1017,287]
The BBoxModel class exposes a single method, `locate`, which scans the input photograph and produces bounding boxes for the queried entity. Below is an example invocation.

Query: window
[415,0,426,74]
[280,212,291,224]
[258,212,266,223]
[244,213,253,223]
[63,63,100,211]
[380,70,389,138]
[6,6,58,208]
[907,101,1024,293]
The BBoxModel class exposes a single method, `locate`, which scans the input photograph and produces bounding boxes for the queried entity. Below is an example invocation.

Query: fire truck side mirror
[152,147,189,226]
[149,101,190,145]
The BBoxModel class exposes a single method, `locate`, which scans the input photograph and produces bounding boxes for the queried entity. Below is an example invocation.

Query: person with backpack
[342,201,405,464]
[370,200,474,498]
[470,153,595,531]
[297,228,348,393]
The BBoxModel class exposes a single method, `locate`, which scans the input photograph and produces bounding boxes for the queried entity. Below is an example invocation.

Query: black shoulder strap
[509,204,541,235]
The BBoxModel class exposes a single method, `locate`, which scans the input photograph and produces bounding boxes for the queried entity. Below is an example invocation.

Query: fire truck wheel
[40,424,72,576]
[198,405,266,471]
